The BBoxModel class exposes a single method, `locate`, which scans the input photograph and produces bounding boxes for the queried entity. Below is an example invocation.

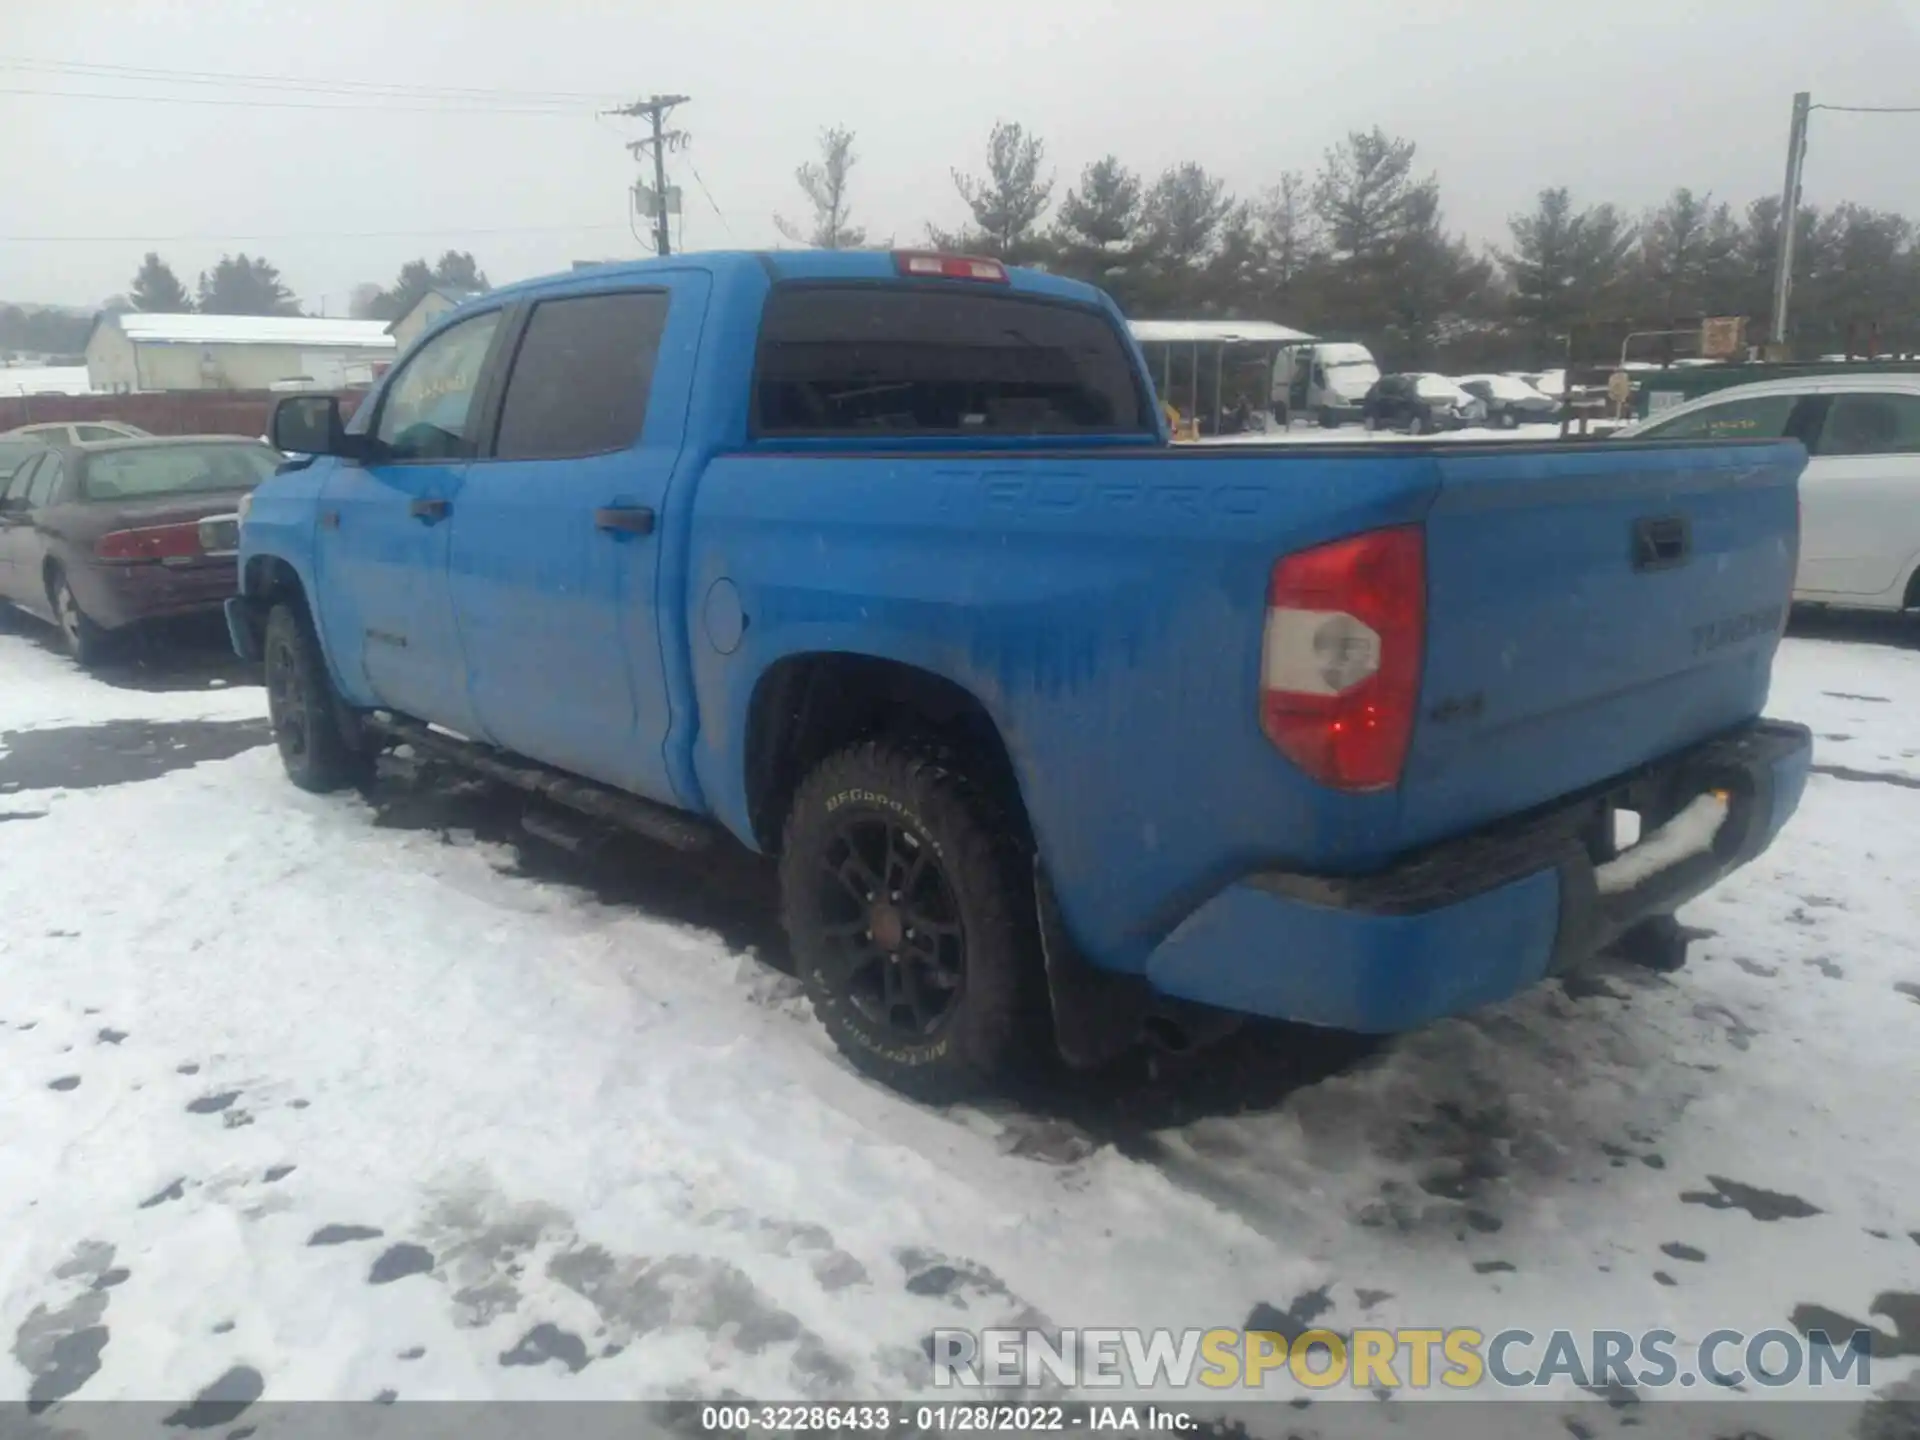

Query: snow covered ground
[2,617,1918,1434]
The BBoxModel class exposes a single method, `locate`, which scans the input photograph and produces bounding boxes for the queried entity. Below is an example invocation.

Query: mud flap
[1035,861,1153,1070]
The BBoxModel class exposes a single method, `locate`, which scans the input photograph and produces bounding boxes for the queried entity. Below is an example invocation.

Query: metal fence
[0,389,367,439]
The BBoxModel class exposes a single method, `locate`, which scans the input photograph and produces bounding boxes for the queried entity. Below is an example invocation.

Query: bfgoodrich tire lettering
[780,740,1043,1101]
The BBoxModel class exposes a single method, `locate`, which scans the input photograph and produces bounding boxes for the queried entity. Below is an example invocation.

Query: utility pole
[1770,91,1811,351]
[609,94,689,257]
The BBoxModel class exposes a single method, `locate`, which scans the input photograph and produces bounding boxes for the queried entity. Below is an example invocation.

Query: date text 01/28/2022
[697,1404,1196,1432]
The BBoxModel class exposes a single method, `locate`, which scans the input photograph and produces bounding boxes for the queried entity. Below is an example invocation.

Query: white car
[1615,373,1920,613]
[2,420,149,445]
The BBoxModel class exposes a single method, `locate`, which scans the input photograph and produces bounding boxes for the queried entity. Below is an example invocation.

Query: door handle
[1632,515,1690,571]
[410,497,451,524]
[595,506,656,536]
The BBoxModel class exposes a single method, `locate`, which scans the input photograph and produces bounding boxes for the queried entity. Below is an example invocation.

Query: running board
[364,713,717,853]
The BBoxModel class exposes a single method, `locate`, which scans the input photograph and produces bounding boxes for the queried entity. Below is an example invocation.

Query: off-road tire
[49,566,107,667]
[780,739,1044,1102]
[263,601,369,793]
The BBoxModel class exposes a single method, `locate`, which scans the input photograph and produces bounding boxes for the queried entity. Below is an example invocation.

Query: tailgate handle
[1632,515,1690,571]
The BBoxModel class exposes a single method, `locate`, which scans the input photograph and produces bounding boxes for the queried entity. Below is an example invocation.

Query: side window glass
[25,455,62,507]
[1814,392,1920,457]
[493,292,670,461]
[373,311,502,461]
[3,454,43,504]
[1641,393,1797,442]
[77,425,125,442]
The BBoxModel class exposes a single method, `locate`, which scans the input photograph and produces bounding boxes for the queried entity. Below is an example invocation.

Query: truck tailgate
[1402,439,1804,842]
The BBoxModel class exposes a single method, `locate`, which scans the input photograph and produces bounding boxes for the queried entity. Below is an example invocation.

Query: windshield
[79,443,282,500]
[1316,343,1374,367]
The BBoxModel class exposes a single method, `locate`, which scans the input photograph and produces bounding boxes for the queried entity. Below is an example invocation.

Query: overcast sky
[5,0,1920,312]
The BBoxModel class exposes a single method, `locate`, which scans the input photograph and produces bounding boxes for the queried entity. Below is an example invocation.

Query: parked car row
[1349,372,1560,434]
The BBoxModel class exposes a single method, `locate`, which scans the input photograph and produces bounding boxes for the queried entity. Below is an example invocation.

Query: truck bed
[687,435,1803,973]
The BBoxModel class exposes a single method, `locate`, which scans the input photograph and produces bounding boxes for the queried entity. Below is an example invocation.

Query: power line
[1809,103,1920,114]
[682,153,736,242]
[0,85,593,115]
[0,56,626,104]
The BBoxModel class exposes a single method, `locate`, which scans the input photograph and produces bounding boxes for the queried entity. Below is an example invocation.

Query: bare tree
[776,126,868,250]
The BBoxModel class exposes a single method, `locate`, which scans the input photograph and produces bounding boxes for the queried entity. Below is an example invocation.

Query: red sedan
[0,436,283,665]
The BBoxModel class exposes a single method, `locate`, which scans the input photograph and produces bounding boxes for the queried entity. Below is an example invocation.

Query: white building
[385,286,482,354]
[85,313,397,393]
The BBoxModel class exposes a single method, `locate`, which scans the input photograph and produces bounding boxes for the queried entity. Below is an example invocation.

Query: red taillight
[95,522,204,563]
[892,251,1009,282]
[1259,525,1426,792]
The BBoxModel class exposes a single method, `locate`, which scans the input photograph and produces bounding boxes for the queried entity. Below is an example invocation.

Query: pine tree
[195,254,299,316]
[129,252,192,313]
[431,250,489,292]
[1374,185,1494,367]
[775,126,868,250]
[1500,188,1638,348]
[1633,188,1743,324]
[1254,171,1322,317]
[1051,156,1148,309]
[1313,129,1422,263]
[1131,163,1235,315]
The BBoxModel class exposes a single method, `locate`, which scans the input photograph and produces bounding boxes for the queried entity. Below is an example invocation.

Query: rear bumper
[1140,719,1812,1033]
[71,558,239,631]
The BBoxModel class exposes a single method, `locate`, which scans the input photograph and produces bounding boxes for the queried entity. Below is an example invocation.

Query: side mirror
[271,394,352,458]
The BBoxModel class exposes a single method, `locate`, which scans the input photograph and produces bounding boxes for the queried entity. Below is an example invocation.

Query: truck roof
[484,249,1117,311]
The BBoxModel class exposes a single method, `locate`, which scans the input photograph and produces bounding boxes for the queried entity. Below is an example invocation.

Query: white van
[1272,342,1381,428]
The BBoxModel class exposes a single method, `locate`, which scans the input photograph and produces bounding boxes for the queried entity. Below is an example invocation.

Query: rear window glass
[82,444,282,500]
[754,285,1146,437]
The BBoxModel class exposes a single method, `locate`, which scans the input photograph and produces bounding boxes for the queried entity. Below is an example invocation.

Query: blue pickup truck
[230,249,1812,1099]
